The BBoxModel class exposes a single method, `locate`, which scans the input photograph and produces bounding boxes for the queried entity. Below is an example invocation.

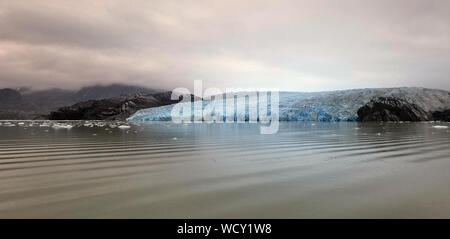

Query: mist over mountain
[22,84,160,111]
[0,89,23,105]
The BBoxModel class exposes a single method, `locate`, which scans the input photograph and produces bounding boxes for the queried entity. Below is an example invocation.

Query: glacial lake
[0,121,449,218]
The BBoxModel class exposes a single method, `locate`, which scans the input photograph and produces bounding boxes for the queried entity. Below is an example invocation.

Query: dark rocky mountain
[0,84,160,119]
[71,84,159,102]
[0,88,23,105]
[22,84,159,110]
[0,88,38,119]
[21,88,76,112]
[357,97,431,122]
[48,91,181,121]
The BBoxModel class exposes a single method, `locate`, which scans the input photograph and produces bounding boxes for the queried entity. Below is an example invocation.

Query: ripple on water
[0,121,449,218]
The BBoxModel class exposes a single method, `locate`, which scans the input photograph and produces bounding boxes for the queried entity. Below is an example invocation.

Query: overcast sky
[0,0,449,92]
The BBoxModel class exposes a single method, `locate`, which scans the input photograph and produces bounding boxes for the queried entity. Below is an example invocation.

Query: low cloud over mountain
[1,0,449,92]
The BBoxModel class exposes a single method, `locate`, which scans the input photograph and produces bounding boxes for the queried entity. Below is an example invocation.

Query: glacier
[127,88,450,122]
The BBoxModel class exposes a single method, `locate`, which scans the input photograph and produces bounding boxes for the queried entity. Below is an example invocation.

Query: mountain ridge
[0,84,161,119]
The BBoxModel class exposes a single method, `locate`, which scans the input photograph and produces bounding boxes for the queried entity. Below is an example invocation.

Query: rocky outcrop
[357,97,431,122]
[432,110,450,122]
[48,91,180,120]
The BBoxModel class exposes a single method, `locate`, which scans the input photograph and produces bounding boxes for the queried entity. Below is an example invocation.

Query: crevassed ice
[127,88,450,122]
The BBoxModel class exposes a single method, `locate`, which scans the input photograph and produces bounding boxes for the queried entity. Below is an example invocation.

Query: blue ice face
[128,88,450,122]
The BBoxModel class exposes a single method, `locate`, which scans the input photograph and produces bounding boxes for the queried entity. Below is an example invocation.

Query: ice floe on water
[432,125,449,129]
[0,120,133,131]
[109,124,117,128]
[52,123,73,129]
[2,122,15,127]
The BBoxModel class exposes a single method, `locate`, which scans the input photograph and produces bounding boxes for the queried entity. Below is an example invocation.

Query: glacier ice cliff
[127,88,450,122]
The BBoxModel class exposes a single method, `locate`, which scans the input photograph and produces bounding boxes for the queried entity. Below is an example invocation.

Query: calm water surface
[0,121,449,218]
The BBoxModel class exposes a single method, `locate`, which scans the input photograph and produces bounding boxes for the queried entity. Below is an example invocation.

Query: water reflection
[0,121,449,218]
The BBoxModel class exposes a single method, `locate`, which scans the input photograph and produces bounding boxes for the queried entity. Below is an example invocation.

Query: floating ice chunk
[52,124,73,129]
[118,125,131,129]
[95,122,106,127]
[432,125,449,129]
